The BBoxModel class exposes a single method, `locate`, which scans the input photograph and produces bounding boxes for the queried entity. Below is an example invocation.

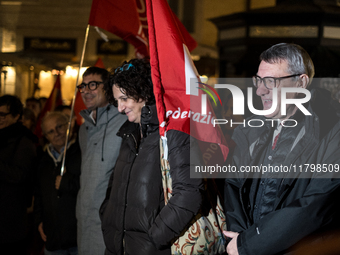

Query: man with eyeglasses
[0,95,37,255]
[76,67,126,255]
[35,111,80,255]
[224,43,340,255]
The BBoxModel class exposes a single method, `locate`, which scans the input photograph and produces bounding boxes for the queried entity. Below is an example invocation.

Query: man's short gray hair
[260,43,315,86]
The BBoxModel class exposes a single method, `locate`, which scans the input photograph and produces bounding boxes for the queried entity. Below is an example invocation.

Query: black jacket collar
[117,104,159,138]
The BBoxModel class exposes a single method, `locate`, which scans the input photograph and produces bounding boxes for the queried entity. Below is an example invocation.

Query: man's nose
[256,81,269,96]
[55,128,64,136]
[83,84,91,93]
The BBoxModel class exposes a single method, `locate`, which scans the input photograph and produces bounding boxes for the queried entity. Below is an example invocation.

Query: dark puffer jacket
[225,88,340,255]
[100,105,204,255]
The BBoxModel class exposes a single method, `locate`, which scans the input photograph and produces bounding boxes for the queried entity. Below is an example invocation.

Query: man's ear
[299,74,309,89]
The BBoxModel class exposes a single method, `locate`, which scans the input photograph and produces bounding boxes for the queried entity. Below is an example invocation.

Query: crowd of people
[0,43,340,255]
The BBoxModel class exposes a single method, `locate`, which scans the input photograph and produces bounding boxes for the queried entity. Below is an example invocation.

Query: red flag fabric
[89,0,149,58]
[73,91,86,126]
[94,58,105,69]
[88,0,196,58]
[146,0,228,160]
[35,74,63,138]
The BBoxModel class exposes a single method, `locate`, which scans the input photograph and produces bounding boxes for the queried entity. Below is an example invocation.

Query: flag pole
[60,24,90,176]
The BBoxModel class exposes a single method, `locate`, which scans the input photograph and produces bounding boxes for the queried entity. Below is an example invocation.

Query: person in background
[21,106,43,255]
[100,59,204,254]
[21,107,45,255]
[0,95,37,255]
[22,107,37,132]
[26,97,42,119]
[34,111,80,255]
[39,97,48,110]
[76,67,127,255]
[55,105,79,141]
[224,43,340,255]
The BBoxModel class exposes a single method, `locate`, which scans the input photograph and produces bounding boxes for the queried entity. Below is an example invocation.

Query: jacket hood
[141,104,159,137]
[80,105,122,126]
[80,104,123,161]
[117,104,159,138]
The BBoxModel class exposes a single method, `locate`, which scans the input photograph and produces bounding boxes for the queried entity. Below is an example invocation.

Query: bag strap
[159,136,171,204]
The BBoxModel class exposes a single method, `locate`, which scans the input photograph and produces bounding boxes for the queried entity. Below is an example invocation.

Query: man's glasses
[0,112,11,120]
[77,81,104,93]
[114,63,135,73]
[252,74,301,90]
[44,123,68,137]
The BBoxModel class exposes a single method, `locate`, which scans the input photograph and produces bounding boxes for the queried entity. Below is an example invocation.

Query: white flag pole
[60,24,90,176]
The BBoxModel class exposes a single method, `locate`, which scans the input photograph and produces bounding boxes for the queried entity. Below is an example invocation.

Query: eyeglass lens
[0,112,10,119]
[46,123,67,136]
[253,76,276,89]
[77,81,101,92]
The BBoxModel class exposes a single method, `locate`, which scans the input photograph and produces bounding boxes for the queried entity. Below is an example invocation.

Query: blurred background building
[2,0,340,103]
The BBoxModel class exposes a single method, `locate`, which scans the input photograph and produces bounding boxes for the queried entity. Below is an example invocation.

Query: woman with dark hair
[100,59,204,255]
[22,107,37,132]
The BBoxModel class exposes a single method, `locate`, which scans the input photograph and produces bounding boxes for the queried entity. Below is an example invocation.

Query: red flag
[73,91,86,126]
[88,0,196,58]
[35,74,63,138]
[94,58,105,69]
[146,0,228,160]
[88,0,149,58]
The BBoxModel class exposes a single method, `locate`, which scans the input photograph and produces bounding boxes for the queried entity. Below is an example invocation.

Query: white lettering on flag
[183,44,199,96]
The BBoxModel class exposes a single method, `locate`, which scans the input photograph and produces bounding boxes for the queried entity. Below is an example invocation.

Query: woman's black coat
[100,105,204,255]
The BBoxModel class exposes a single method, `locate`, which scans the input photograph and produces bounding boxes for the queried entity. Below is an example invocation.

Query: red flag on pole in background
[93,58,105,69]
[73,92,86,126]
[146,0,228,161]
[88,0,196,58]
[35,74,63,138]
[88,0,149,58]
[135,0,197,52]
[72,58,105,126]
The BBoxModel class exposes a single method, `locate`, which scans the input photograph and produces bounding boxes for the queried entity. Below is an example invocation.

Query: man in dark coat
[224,43,340,255]
[34,111,80,255]
[0,95,37,255]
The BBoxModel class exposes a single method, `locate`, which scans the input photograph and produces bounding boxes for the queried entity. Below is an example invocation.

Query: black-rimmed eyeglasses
[252,74,301,90]
[0,112,11,120]
[77,81,104,93]
[44,123,68,137]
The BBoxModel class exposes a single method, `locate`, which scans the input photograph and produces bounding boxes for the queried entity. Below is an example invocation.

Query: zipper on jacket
[130,133,138,149]
[121,133,138,250]
[240,179,251,226]
[101,107,110,161]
